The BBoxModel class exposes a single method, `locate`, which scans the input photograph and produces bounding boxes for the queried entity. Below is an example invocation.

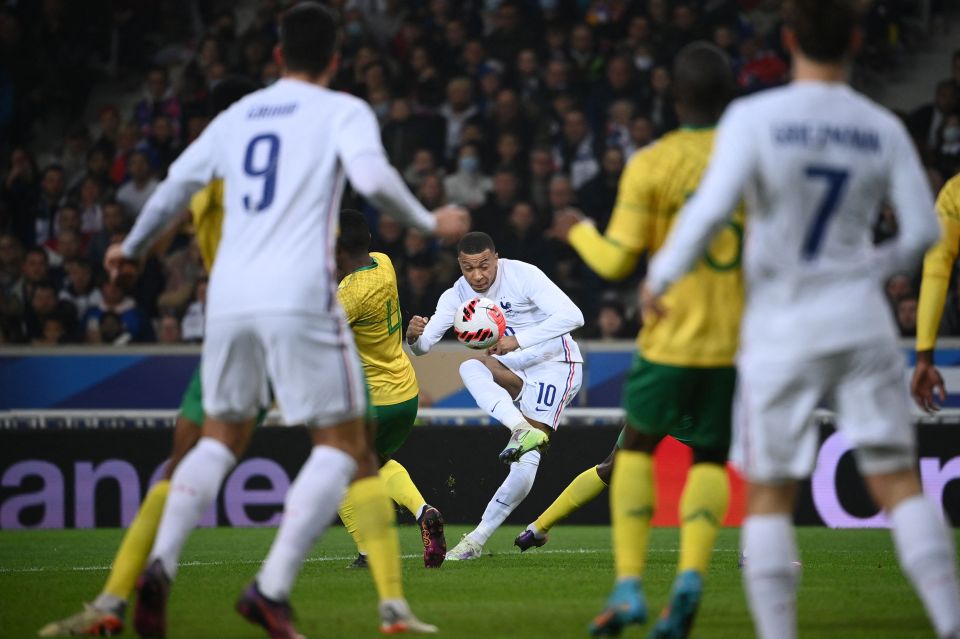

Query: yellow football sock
[102,480,169,600]
[678,463,729,575]
[338,492,366,555]
[346,476,404,601]
[611,450,655,580]
[379,460,426,517]
[534,466,607,533]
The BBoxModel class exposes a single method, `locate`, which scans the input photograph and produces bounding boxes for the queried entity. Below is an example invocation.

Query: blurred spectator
[417,173,448,210]
[0,233,24,290]
[474,169,520,240]
[134,67,182,140]
[886,274,913,306]
[588,56,641,134]
[909,80,959,154]
[399,252,443,319]
[568,23,605,89]
[1,147,40,245]
[372,215,406,261]
[11,246,51,309]
[33,165,67,246]
[736,36,789,94]
[60,258,102,321]
[181,278,206,342]
[934,113,960,176]
[403,149,441,190]
[493,132,525,177]
[76,176,105,234]
[440,77,479,159]
[498,201,553,271]
[643,66,679,133]
[157,313,182,344]
[34,315,68,346]
[158,239,204,314]
[546,174,577,218]
[593,298,635,340]
[26,280,75,341]
[83,281,153,343]
[553,110,600,189]
[116,151,159,218]
[143,115,182,176]
[444,143,491,209]
[626,114,656,157]
[382,99,444,170]
[486,88,532,158]
[896,296,918,337]
[94,310,132,346]
[109,123,142,185]
[93,106,121,157]
[577,147,625,229]
[527,146,555,212]
[87,202,129,277]
[605,99,636,155]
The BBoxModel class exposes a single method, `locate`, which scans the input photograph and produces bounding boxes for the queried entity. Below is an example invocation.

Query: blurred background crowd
[0,0,956,346]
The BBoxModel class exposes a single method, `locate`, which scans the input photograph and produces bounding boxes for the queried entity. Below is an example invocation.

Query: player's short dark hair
[785,0,861,64]
[458,232,496,256]
[672,42,735,121]
[209,76,258,115]
[338,209,370,255]
[280,1,339,76]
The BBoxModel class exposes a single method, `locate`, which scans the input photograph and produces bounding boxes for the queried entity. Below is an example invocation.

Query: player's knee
[459,358,486,379]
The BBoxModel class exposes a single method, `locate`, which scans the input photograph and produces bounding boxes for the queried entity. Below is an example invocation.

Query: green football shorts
[178,365,268,427]
[372,395,419,456]
[622,354,735,451]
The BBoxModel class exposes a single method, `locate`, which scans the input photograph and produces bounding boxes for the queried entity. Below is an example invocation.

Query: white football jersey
[411,258,584,364]
[123,79,434,320]
[649,81,939,361]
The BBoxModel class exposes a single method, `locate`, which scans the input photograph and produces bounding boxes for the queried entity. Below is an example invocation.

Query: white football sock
[890,495,960,638]
[742,514,800,639]
[257,446,356,601]
[459,359,526,429]
[149,437,236,579]
[470,451,540,545]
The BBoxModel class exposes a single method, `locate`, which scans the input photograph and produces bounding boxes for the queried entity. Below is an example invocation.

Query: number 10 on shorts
[536,383,557,407]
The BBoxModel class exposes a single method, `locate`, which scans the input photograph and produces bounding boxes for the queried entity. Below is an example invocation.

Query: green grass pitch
[1,525,954,638]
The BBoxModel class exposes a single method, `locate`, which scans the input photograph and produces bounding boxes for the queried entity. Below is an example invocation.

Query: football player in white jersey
[105,3,467,637]
[644,1,960,637]
[405,231,585,560]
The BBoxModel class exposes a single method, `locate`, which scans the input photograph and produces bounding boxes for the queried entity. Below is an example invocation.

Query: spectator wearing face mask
[444,143,491,210]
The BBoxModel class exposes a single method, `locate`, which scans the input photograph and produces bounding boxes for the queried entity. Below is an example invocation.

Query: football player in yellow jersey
[38,76,262,638]
[335,209,447,569]
[911,172,960,411]
[549,43,741,639]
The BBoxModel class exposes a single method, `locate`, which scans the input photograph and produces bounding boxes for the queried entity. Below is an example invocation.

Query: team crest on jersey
[499,300,515,316]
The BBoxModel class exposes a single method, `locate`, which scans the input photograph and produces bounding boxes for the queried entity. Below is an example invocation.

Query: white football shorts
[495,350,583,430]
[733,341,915,483]
[202,313,366,427]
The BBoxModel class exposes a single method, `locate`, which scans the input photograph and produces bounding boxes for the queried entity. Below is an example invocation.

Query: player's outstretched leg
[449,451,541,561]
[516,444,613,552]
[651,461,729,639]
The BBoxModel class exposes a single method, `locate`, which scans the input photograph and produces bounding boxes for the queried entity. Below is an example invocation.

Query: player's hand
[433,205,470,246]
[639,281,667,323]
[549,207,589,243]
[488,335,520,355]
[406,315,429,344]
[911,351,947,413]
[104,243,140,290]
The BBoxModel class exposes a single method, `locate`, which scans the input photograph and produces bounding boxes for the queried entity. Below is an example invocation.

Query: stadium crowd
[0,0,955,346]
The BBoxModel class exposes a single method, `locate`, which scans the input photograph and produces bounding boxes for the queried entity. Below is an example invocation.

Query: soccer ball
[454,297,506,349]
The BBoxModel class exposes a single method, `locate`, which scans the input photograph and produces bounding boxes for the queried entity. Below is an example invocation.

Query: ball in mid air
[454,297,506,349]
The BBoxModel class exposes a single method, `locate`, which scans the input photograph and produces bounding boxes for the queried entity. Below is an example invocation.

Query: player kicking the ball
[406,231,584,561]
[646,2,960,637]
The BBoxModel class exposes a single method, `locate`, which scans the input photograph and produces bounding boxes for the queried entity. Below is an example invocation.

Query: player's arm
[912,177,960,411]
[875,120,941,280]
[120,120,220,260]
[510,263,585,350]
[646,102,755,296]
[561,153,655,279]
[337,101,466,241]
[407,287,459,355]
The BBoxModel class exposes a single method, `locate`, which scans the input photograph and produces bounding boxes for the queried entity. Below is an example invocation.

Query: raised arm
[646,103,756,295]
[407,287,460,356]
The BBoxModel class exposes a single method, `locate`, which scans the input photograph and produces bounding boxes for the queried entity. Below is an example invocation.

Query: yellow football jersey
[603,128,743,367]
[337,252,419,405]
[188,179,224,272]
[917,173,960,351]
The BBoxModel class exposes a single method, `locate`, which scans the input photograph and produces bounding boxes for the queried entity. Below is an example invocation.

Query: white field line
[0,547,742,575]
